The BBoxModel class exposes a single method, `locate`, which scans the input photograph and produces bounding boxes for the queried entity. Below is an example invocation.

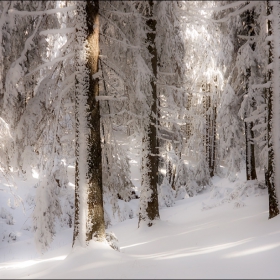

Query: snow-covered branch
[211,2,256,23]
[39,28,75,36]
[8,5,76,16]
[96,96,127,101]
[25,52,75,77]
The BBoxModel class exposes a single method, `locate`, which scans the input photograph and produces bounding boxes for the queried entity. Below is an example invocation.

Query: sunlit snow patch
[68,182,75,188]
[0,255,66,269]
[31,169,39,179]
[224,242,280,258]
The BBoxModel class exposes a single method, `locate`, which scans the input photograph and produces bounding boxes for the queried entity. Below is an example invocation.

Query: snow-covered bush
[2,231,17,243]
[105,231,119,252]
[59,193,74,229]
[104,207,112,229]
[174,161,209,198]
[0,207,14,225]
[202,180,266,211]
[175,186,189,201]
[158,177,176,208]
[33,176,62,252]
[25,193,35,207]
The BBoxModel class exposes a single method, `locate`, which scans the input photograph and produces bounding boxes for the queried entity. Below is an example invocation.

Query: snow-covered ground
[0,131,278,279]
[1,169,279,279]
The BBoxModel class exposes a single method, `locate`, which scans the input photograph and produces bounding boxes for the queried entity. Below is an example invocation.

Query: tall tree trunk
[244,6,257,181]
[204,84,215,177]
[210,79,217,178]
[209,96,216,178]
[266,0,279,219]
[139,0,160,227]
[244,116,257,180]
[186,93,192,142]
[209,105,217,177]
[202,81,217,178]
[0,2,10,105]
[73,0,105,247]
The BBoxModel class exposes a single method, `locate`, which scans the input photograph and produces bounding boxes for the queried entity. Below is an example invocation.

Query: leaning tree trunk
[139,0,160,227]
[266,0,279,219]
[73,0,105,247]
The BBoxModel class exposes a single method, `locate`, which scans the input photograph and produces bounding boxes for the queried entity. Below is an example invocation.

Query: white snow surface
[1,169,279,279]
[0,131,278,279]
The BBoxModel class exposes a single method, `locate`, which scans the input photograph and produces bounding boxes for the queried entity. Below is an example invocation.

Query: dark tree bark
[210,82,217,178]
[166,143,176,191]
[243,6,257,181]
[185,93,193,142]
[73,0,105,246]
[203,91,211,177]
[244,117,257,180]
[209,99,217,178]
[139,0,160,227]
[203,83,216,178]
[266,0,279,219]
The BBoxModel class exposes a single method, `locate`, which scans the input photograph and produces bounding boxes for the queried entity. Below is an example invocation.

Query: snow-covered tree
[265,0,280,218]
[72,0,106,246]
[136,0,160,227]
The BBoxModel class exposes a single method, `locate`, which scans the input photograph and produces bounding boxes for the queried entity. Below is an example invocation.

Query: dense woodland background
[0,0,280,254]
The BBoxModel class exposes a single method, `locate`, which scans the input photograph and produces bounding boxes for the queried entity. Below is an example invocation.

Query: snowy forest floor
[0,131,279,279]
